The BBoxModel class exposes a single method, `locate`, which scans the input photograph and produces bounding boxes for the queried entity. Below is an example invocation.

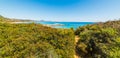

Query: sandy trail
[74,36,80,58]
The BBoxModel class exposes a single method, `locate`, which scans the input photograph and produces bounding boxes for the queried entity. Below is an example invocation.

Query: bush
[0,23,75,58]
[75,20,120,58]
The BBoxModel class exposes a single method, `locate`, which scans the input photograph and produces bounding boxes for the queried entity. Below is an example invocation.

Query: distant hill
[0,15,53,23]
[0,15,32,22]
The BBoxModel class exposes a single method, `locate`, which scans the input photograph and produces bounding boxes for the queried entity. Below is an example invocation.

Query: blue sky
[0,0,120,22]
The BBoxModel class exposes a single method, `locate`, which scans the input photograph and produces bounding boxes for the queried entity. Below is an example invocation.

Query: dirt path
[75,36,80,43]
[74,36,80,58]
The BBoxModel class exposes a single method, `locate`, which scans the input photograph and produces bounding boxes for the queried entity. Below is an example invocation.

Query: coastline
[9,21,95,29]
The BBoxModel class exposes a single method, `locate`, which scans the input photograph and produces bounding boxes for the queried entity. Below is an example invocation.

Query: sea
[35,22,95,29]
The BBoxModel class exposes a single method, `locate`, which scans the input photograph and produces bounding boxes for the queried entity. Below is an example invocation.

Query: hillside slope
[0,15,32,22]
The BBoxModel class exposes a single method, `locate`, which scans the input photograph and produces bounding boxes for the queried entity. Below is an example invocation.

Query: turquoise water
[36,22,95,29]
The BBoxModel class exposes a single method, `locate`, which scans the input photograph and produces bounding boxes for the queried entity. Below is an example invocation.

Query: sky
[0,0,120,22]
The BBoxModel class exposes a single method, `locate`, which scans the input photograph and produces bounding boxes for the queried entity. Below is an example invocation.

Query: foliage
[1,15,120,58]
[75,20,120,58]
[0,22,75,58]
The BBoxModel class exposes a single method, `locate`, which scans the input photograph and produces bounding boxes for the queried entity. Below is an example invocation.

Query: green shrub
[0,23,75,58]
[75,20,120,58]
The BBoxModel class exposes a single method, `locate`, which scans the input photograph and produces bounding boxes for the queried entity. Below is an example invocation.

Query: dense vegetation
[75,20,120,58]
[0,16,75,58]
[1,15,120,58]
